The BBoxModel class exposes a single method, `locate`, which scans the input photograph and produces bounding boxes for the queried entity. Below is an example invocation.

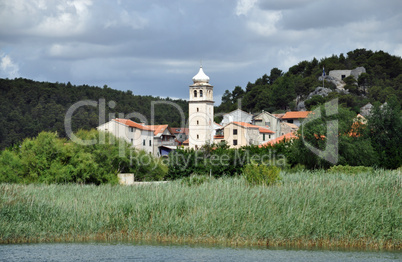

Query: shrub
[0,130,168,184]
[327,165,374,175]
[242,163,281,186]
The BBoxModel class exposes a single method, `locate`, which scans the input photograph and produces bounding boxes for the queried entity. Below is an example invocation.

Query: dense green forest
[1,48,401,149]
[216,49,402,115]
[0,79,188,149]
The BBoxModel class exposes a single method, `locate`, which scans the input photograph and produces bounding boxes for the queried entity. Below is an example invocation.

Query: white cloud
[0,0,93,37]
[235,0,258,16]
[0,54,20,79]
[247,10,282,37]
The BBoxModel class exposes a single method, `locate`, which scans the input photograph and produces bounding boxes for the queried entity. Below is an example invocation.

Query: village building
[220,109,253,126]
[216,121,275,148]
[147,125,176,156]
[280,122,299,136]
[281,111,312,127]
[170,127,189,145]
[188,66,215,149]
[328,67,366,81]
[253,110,282,138]
[97,118,154,154]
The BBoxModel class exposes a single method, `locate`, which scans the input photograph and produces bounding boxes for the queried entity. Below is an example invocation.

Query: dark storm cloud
[0,0,401,100]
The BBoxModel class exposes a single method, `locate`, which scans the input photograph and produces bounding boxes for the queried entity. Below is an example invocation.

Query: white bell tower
[188,66,214,149]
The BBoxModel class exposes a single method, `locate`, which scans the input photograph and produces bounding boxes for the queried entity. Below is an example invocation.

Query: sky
[1,0,401,104]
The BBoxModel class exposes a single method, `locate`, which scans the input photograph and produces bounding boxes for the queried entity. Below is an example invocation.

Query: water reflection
[0,242,400,262]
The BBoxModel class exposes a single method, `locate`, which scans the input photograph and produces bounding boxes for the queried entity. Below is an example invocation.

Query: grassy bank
[0,170,400,250]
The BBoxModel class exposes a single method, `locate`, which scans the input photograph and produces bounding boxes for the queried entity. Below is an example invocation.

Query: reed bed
[0,170,400,250]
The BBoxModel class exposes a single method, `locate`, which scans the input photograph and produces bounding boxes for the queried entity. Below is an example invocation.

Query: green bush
[327,165,374,175]
[0,130,168,184]
[242,163,281,186]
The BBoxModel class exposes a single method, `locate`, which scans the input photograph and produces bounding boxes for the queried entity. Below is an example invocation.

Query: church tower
[189,66,214,149]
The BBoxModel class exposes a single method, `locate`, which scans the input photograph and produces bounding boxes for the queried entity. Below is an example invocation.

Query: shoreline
[1,233,400,251]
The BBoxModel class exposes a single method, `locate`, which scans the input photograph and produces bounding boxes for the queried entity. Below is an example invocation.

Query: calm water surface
[0,242,400,262]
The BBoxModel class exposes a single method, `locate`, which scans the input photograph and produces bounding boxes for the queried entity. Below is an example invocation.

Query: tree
[366,96,402,169]
[269,68,283,84]
[291,105,378,169]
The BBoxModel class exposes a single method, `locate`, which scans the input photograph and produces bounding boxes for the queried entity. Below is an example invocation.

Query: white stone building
[220,109,253,126]
[188,66,215,149]
[97,118,154,154]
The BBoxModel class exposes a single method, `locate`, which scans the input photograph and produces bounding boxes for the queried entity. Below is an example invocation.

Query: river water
[0,242,400,262]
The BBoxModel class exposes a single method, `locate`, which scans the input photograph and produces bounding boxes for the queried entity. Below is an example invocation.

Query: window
[194,90,197,97]
[197,134,199,139]
[149,140,151,146]
[288,120,293,123]
[197,107,199,112]
[143,139,145,146]
[269,135,271,139]
[197,120,199,125]
[200,90,203,97]
[131,139,133,144]
[233,129,238,135]
[341,74,346,80]
[233,139,238,146]
[129,127,134,132]
[263,134,266,141]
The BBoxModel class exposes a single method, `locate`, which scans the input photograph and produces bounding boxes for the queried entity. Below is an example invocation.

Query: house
[98,119,178,156]
[97,118,154,154]
[148,125,176,157]
[220,109,253,126]
[253,110,282,138]
[328,67,366,81]
[170,127,189,145]
[280,122,298,136]
[216,121,274,148]
[281,111,312,127]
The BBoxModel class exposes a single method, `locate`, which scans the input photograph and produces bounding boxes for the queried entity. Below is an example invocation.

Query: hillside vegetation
[216,49,402,115]
[0,79,188,149]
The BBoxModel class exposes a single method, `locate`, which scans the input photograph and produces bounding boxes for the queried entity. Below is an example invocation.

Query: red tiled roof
[183,138,189,145]
[233,121,255,128]
[147,125,168,136]
[281,111,312,120]
[113,119,153,131]
[259,132,297,147]
[214,135,224,139]
[258,127,275,134]
[232,122,275,134]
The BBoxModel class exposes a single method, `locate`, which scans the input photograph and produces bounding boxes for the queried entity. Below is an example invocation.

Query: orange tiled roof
[258,127,275,134]
[281,111,312,119]
[259,132,297,147]
[147,125,168,136]
[214,135,224,139]
[233,122,275,134]
[183,138,189,145]
[113,119,153,131]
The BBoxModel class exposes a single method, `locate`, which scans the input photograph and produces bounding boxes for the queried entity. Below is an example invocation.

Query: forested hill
[1,48,401,149]
[216,49,402,115]
[0,79,188,149]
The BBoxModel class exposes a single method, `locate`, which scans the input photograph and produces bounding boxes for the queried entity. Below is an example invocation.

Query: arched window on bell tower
[200,90,203,97]
[194,90,197,97]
